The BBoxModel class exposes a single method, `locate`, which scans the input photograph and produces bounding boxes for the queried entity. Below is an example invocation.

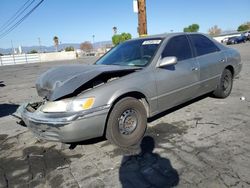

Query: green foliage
[237,24,250,32]
[112,35,120,46]
[183,24,200,32]
[112,32,132,45]
[65,46,74,51]
[0,53,3,56]
[29,50,38,54]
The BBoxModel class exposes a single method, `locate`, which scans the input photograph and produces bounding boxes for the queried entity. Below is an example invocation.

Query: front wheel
[213,69,233,98]
[106,97,147,147]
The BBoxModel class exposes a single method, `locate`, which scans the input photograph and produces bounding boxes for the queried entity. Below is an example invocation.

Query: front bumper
[17,103,110,143]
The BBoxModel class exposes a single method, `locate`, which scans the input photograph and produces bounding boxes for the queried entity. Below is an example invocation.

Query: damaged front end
[15,99,110,143]
[36,64,140,101]
[15,64,139,143]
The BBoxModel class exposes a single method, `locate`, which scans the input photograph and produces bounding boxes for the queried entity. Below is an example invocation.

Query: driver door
[155,35,200,112]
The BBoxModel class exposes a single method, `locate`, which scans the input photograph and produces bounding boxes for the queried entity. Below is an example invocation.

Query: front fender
[107,87,150,105]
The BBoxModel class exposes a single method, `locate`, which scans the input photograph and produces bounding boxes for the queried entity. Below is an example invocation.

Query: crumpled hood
[36,64,139,101]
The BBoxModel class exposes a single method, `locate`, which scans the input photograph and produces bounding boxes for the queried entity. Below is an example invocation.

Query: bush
[65,46,74,51]
[183,24,199,32]
[29,50,38,54]
[112,33,132,45]
[237,24,250,32]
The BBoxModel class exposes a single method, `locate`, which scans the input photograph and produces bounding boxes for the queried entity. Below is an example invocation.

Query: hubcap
[118,109,138,135]
[223,74,230,91]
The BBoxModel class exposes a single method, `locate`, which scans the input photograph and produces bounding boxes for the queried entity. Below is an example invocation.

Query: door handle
[192,67,198,71]
[220,59,225,62]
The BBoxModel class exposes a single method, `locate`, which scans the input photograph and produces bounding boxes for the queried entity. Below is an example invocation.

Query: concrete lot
[0,43,250,188]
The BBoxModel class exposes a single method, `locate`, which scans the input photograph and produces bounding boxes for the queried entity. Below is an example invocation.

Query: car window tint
[95,38,161,67]
[162,35,192,61]
[189,34,220,56]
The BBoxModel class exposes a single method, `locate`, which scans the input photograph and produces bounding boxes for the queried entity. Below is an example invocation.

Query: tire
[106,97,147,147]
[213,69,233,98]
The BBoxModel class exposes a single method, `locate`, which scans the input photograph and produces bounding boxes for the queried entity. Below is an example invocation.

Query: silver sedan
[16,33,242,147]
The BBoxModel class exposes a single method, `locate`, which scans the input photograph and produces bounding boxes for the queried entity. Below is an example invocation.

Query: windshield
[96,38,162,67]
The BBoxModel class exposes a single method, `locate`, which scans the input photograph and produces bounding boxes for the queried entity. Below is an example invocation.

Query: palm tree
[53,36,59,52]
[113,26,117,35]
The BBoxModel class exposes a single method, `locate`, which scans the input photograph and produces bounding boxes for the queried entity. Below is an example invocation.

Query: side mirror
[157,56,177,68]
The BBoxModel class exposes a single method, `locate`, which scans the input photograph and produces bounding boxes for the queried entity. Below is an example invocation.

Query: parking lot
[0,43,250,188]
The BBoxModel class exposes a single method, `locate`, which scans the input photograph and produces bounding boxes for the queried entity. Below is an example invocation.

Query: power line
[0,0,35,32]
[0,0,44,38]
[0,0,45,40]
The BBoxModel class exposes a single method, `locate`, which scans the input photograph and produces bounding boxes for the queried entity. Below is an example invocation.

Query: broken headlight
[41,97,95,113]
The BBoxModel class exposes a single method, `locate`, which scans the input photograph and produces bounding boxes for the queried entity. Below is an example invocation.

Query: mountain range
[0,41,112,54]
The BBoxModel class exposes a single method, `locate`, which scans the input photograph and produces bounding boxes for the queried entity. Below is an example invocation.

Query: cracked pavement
[0,43,250,188]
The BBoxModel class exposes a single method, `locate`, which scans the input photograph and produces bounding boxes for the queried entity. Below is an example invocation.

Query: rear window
[189,34,220,56]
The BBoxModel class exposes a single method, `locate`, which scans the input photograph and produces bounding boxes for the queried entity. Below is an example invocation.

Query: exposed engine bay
[35,64,140,101]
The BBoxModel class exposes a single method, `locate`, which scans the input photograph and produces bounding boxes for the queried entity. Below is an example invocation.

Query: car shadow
[119,136,179,188]
[0,133,82,188]
[0,103,19,118]
[0,81,6,87]
[67,136,106,150]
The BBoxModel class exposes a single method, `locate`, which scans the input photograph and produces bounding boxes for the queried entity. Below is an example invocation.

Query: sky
[0,0,249,48]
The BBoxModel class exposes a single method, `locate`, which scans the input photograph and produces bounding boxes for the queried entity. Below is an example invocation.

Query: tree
[112,35,120,46]
[237,24,250,32]
[53,36,59,52]
[112,32,132,45]
[65,46,74,52]
[29,50,38,54]
[80,41,93,52]
[183,24,200,32]
[208,25,222,36]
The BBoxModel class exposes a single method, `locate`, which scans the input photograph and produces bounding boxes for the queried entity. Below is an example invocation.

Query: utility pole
[137,0,147,36]
[11,40,16,64]
[38,37,42,63]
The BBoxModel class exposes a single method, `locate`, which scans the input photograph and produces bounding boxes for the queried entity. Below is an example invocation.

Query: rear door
[155,35,200,112]
[188,34,225,94]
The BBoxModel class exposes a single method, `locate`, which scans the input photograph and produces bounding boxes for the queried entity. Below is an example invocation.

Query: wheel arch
[225,65,234,78]
[103,91,149,136]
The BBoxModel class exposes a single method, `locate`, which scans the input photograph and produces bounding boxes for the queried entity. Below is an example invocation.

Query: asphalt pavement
[0,43,250,188]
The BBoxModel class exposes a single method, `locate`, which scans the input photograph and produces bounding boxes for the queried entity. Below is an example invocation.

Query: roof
[131,32,205,41]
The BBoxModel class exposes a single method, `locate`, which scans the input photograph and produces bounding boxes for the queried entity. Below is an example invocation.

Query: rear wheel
[106,97,147,147]
[213,69,233,98]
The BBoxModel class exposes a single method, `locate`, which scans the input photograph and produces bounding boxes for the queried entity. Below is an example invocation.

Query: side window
[189,34,220,56]
[162,35,192,61]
